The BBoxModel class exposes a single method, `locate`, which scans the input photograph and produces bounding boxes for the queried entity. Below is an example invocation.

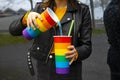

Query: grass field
[0,29,106,46]
[0,33,30,46]
[92,29,106,34]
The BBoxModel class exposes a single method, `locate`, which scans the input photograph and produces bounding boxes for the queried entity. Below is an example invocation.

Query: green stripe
[55,56,69,62]
[33,23,42,35]
[34,28,42,35]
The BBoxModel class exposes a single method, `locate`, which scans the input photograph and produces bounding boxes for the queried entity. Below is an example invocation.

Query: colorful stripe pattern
[54,36,71,74]
[22,8,58,40]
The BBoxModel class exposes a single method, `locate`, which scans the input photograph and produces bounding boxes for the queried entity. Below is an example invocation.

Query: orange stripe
[36,18,48,32]
[54,43,71,49]
[41,13,52,29]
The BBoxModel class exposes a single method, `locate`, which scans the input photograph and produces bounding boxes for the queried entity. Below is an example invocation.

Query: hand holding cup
[65,45,77,65]
[27,12,42,30]
[22,7,59,40]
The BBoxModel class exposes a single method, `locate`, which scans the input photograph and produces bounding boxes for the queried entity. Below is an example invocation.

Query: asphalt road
[83,34,110,80]
[0,15,104,33]
[0,34,110,80]
[0,15,23,32]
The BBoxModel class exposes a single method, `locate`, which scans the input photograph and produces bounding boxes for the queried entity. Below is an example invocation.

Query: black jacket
[9,2,92,79]
[104,0,120,65]
[9,2,92,62]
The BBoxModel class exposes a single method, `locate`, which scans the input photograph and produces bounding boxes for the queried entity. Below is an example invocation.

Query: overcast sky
[0,0,88,11]
[0,0,102,19]
[0,0,42,11]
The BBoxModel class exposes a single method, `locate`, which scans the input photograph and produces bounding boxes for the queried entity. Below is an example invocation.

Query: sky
[0,0,88,11]
[0,0,42,11]
[0,0,103,19]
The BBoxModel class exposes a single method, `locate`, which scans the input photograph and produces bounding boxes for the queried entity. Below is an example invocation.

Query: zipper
[45,27,56,63]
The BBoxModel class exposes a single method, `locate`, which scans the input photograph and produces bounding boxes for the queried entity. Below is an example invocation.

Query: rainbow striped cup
[54,36,72,74]
[22,7,59,40]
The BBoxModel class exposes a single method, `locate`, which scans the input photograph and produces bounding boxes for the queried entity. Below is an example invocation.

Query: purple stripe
[22,29,32,40]
[56,68,69,74]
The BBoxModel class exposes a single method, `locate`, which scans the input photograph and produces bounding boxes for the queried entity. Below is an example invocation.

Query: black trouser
[36,54,56,80]
[107,47,120,80]
[109,63,120,80]
[36,54,82,80]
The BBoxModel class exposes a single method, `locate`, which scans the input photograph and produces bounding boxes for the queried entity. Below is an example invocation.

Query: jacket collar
[67,2,76,12]
[66,1,80,12]
[60,2,81,24]
[42,1,81,24]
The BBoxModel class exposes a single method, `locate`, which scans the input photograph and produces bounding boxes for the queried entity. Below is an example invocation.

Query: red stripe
[54,36,71,43]
[43,10,56,26]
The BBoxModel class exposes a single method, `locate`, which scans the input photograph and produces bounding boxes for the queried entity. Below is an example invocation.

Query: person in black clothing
[9,0,92,80]
[104,0,120,80]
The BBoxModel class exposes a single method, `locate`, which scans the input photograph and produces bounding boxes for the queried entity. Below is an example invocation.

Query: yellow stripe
[41,14,52,29]
[54,43,71,49]
[55,49,69,56]
[36,18,48,32]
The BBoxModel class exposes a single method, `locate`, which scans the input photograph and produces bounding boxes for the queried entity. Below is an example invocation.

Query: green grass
[0,29,105,46]
[0,33,30,46]
[92,29,106,34]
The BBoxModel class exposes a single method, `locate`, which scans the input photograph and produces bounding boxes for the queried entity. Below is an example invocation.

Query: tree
[29,0,33,10]
[90,0,95,29]
[99,0,110,11]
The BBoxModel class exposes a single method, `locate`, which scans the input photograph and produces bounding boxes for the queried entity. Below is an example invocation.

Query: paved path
[83,34,110,80]
[0,15,22,32]
[0,34,110,80]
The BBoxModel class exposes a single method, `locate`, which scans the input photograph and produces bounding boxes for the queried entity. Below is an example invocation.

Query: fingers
[65,45,77,65]
[27,15,32,29]
[69,57,75,65]
[38,15,43,21]
[32,16,38,29]
[27,12,42,30]
[65,45,76,59]
[65,50,76,59]
[66,51,76,65]
[31,22,36,30]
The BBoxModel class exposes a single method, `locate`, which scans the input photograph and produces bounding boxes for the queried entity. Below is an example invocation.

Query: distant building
[0,9,14,17]
[4,8,16,14]
[0,10,3,14]
[17,8,27,14]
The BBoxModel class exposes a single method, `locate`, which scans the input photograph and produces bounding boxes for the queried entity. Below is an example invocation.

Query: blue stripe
[56,61,69,68]
[26,26,38,38]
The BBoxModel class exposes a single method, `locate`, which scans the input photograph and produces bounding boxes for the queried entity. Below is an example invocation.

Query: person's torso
[30,2,89,58]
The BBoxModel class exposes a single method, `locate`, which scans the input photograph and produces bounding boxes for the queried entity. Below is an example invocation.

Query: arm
[9,2,42,36]
[9,12,29,36]
[76,5,92,61]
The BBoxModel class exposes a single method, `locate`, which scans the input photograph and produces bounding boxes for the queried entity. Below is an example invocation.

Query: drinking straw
[57,21,63,35]
[68,20,75,36]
